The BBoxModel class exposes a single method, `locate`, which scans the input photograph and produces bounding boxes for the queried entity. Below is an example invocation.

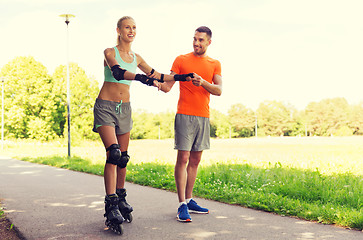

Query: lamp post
[1,77,4,151]
[59,14,75,158]
[255,114,258,138]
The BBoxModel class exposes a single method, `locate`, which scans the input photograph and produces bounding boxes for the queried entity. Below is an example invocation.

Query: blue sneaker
[177,203,192,222]
[187,199,209,214]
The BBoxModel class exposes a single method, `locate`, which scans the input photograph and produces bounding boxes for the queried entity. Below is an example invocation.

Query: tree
[0,56,58,140]
[130,110,175,139]
[2,56,361,140]
[228,103,255,137]
[210,109,233,138]
[257,100,296,136]
[0,57,99,141]
[289,110,306,136]
[153,111,175,139]
[52,63,100,141]
[305,98,350,136]
[348,103,363,135]
[131,110,149,139]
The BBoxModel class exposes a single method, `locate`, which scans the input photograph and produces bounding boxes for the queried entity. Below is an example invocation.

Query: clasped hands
[147,72,204,89]
[110,65,204,88]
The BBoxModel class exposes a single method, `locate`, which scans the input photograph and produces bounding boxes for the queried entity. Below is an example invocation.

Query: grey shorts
[93,98,133,135]
[174,114,210,151]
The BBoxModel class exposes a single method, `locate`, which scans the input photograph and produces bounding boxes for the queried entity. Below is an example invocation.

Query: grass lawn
[1,136,362,230]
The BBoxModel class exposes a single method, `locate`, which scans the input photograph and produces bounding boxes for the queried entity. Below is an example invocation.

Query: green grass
[1,137,362,230]
[21,155,104,176]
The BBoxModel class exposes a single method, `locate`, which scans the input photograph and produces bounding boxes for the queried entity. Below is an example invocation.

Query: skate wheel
[115,224,124,235]
[126,213,133,223]
[111,223,123,235]
[106,220,124,235]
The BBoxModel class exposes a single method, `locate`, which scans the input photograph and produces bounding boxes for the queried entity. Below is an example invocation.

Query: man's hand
[174,73,194,81]
[191,73,204,87]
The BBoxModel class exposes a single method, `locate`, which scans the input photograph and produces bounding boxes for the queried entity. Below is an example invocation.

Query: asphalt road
[0,157,361,240]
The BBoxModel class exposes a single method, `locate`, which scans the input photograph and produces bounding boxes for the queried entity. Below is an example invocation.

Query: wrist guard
[149,69,165,83]
[174,73,194,81]
[111,65,126,80]
[135,74,155,86]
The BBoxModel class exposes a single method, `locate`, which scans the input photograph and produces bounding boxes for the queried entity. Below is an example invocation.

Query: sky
[1,0,363,114]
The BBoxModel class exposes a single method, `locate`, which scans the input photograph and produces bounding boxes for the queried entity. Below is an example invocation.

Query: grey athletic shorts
[174,114,210,151]
[93,98,133,135]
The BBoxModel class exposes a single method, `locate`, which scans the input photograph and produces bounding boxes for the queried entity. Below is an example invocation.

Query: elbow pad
[174,73,194,81]
[111,65,126,80]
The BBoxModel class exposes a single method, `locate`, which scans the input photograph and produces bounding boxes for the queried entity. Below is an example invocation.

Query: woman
[93,16,193,234]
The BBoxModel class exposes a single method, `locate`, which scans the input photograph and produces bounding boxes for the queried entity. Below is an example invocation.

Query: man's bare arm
[192,73,222,96]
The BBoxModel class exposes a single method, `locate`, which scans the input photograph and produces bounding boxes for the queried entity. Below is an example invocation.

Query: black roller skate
[104,194,124,234]
[116,188,133,222]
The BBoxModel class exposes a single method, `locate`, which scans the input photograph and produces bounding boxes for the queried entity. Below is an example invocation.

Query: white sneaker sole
[176,215,192,222]
[188,210,209,214]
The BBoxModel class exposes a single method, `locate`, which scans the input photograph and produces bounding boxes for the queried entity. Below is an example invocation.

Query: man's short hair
[195,26,212,39]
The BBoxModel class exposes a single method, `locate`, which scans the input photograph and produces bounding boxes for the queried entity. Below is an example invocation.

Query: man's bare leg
[175,150,190,203]
[185,151,203,199]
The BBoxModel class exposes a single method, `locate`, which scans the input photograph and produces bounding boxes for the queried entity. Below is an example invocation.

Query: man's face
[193,31,211,56]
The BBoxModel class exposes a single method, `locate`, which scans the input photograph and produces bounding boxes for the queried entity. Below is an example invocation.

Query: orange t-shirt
[171,52,221,118]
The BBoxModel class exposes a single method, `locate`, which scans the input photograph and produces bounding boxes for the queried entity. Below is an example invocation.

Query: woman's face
[118,19,136,43]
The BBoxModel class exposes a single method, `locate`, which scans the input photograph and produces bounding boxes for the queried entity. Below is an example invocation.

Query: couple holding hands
[93,16,222,234]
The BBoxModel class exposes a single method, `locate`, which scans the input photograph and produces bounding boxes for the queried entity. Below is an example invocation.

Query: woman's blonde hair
[116,16,135,45]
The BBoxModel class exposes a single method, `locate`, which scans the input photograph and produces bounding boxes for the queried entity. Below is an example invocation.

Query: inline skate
[116,188,133,222]
[104,194,124,234]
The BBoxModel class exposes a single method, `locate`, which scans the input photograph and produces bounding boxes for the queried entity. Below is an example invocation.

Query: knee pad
[106,144,121,165]
[118,152,130,169]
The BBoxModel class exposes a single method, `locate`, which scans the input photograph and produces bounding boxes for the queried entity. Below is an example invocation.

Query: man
[161,26,222,222]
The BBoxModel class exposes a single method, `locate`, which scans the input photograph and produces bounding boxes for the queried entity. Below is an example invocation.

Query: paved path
[0,157,361,240]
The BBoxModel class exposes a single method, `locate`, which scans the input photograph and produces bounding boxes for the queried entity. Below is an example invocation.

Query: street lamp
[255,114,258,138]
[1,77,4,151]
[59,14,75,157]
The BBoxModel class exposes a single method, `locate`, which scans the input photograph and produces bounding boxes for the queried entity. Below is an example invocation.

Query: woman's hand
[147,68,161,79]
